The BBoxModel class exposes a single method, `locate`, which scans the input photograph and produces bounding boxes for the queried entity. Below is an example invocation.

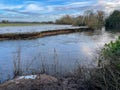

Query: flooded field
[0,25,81,34]
[0,25,119,83]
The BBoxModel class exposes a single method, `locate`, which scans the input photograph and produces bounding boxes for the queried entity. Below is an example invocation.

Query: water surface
[0,26,119,83]
[0,25,81,34]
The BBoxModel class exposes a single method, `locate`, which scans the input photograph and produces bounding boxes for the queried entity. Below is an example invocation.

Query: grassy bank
[0,28,88,40]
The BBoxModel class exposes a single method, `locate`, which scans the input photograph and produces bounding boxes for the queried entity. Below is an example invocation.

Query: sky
[0,0,120,22]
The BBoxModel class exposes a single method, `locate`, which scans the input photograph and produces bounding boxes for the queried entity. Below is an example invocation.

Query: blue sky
[0,0,120,22]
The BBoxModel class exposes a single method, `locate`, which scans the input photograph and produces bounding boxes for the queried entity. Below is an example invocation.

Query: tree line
[105,10,120,29]
[56,10,120,30]
[55,10,105,29]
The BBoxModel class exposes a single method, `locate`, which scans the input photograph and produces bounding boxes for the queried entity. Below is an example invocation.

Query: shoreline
[0,74,87,90]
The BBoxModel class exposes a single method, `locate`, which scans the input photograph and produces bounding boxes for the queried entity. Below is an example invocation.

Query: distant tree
[105,10,120,29]
[74,10,105,29]
[73,15,85,26]
[96,11,105,25]
[47,21,54,24]
[55,15,74,25]
[2,20,9,23]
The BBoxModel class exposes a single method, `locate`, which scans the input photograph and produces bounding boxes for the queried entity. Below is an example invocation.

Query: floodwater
[0,25,82,34]
[0,25,119,83]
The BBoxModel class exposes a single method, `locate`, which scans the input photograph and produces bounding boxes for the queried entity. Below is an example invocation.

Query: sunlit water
[0,26,119,83]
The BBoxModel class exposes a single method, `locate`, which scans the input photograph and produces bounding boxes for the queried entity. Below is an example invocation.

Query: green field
[0,23,46,27]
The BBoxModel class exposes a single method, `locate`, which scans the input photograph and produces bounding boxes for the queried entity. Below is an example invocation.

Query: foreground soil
[0,74,88,90]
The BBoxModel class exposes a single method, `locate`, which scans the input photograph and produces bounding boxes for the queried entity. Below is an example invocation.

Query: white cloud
[68,1,93,6]
[97,0,120,13]
[0,4,23,10]
[25,4,44,11]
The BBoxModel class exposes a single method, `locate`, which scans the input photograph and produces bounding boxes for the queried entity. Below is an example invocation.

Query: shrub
[87,36,120,90]
[100,36,120,66]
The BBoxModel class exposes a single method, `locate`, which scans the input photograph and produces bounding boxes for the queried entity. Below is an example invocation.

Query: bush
[87,36,120,90]
[101,36,120,66]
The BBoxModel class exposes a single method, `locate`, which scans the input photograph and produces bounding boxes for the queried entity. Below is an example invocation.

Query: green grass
[0,23,46,27]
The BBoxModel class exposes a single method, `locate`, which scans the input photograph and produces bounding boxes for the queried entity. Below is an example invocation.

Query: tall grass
[53,48,59,74]
[12,48,61,77]
[13,46,22,77]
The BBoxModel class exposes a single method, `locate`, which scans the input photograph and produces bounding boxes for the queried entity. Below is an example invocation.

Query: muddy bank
[0,74,88,90]
[0,28,89,40]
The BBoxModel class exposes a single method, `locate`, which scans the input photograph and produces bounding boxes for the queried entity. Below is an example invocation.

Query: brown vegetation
[0,28,88,40]
[0,73,90,90]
